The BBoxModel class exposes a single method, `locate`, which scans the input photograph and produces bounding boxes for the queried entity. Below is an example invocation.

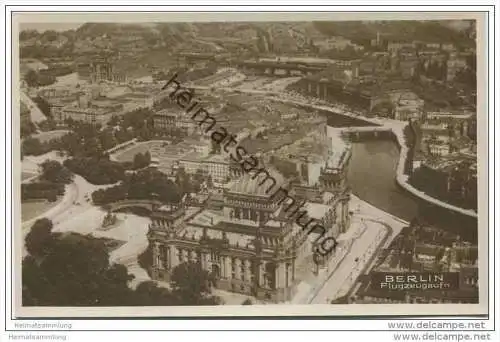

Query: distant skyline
[20,23,84,32]
[18,19,472,34]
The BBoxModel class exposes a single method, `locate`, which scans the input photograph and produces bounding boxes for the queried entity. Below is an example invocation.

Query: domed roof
[229,167,286,197]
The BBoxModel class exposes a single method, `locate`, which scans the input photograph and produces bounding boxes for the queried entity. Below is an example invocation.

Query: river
[326,114,478,242]
[347,140,418,221]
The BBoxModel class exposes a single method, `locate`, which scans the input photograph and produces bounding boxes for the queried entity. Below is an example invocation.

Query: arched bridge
[341,126,395,142]
[234,60,324,77]
[104,199,164,213]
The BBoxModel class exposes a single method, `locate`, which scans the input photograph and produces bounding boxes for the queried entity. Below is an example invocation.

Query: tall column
[235,258,241,280]
[285,263,291,288]
[163,245,169,270]
[153,242,161,269]
[276,262,286,289]
[316,83,321,98]
[323,85,328,99]
[224,256,231,279]
[307,82,312,93]
[259,261,266,287]
[201,252,208,271]
[245,260,252,284]
[169,246,178,269]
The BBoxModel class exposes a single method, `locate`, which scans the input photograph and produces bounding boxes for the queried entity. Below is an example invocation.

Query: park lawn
[21,171,36,181]
[21,197,63,222]
[114,141,163,163]
[33,130,69,143]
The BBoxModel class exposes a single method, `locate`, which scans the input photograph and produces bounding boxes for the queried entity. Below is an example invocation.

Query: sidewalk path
[309,218,389,304]
[20,91,47,124]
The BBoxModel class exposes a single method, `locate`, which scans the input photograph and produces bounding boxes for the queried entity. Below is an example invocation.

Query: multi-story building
[153,109,196,136]
[59,106,115,126]
[313,37,364,53]
[77,56,127,84]
[387,40,416,53]
[149,162,351,302]
[38,87,73,99]
[441,43,456,52]
[410,156,478,211]
[399,56,419,79]
[58,95,124,126]
[391,91,425,121]
[424,112,473,138]
[446,54,468,81]
[350,266,478,304]
[291,70,415,114]
[426,43,441,50]
[38,87,82,122]
[178,152,230,184]
[148,123,352,302]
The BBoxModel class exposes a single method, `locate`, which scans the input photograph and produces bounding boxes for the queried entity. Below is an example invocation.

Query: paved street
[20,90,47,124]
[309,218,388,304]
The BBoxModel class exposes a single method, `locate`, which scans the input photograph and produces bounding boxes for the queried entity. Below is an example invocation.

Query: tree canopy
[23,218,221,306]
[40,160,73,184]
[170,261,221,306]
[91,168,182,205]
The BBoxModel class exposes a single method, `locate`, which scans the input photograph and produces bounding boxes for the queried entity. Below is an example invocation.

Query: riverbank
[385,123,478,219]
[276,96,478,219]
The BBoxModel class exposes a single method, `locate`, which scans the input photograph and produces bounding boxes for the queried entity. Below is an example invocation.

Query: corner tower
[319,145,352,234]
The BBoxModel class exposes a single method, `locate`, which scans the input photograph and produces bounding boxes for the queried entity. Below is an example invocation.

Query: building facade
[148,154,352,302]
[153,109,197,136]
[77,57,127,84]
[58,95,124,126]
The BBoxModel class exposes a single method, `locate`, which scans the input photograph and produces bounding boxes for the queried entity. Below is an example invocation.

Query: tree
[175,167,193,194]
[98,129,118,151]
[20,29,39,41]
[91,169,181,205]
[22,137,45,156]
[24,218,54,258]
[108,115,120,127]
[40,160,73,184]
[21,120,37,138]
[64,157,125,185]
[24,70,39,87]
[133,281,175,306]
[137,245,153,277]
[192,168,206,192]
[170,261,221,305]
[132,152,151,170]
[38,119,58,132]
[47,192,58,202]
[23,218,138,306]
[33,96,52,118]
[242,299,253,305]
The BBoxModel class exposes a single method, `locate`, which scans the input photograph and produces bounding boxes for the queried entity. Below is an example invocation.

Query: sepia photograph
[10,11,488,318]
